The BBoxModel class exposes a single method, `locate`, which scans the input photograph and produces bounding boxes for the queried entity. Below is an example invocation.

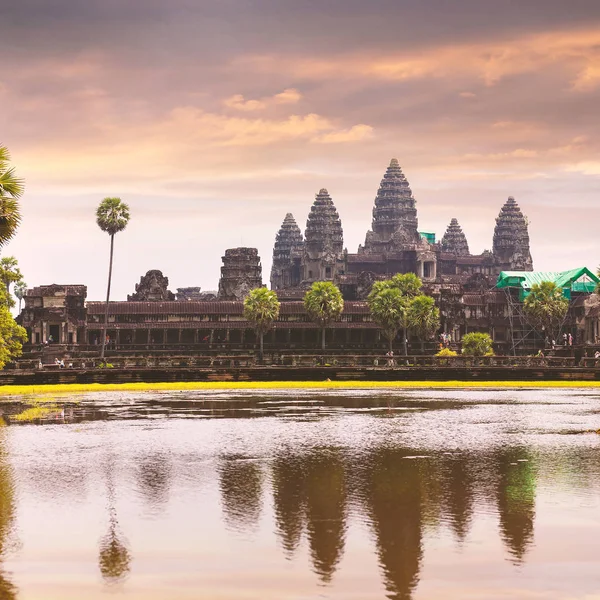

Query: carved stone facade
[492,196,533,272]
[128,270,175,301]
[18,284,87,344]
[218,247,263,301]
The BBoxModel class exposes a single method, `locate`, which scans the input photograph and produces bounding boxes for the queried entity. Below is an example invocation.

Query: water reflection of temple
[217,447,540,598]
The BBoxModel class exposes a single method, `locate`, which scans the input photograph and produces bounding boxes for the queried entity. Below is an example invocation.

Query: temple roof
[441,218,470,256]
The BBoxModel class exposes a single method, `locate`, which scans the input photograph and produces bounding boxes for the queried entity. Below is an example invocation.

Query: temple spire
[441,218,470,256]
[363,158,419,253]
[492,196,533,271]
[270,213,304,290]
[303,189,344,282]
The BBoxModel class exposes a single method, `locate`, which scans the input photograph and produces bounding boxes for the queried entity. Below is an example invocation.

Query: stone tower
[270,213,304,290]
[441,218,470,256]
[128,270,175,301]
[493,197,533,272]
[217,247,263,300]
[362,158,419,253]
[303,189,344,282]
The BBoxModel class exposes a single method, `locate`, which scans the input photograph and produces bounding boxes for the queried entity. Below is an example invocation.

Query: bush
[461,333,494,357]
[435,347,458,357]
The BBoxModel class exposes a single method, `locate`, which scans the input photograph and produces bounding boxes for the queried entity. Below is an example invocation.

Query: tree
[368,273,424,355]
[367,287,406,352]
[461,332,494,357]
[523,281,569,342]
[0,257,24,309]
[13,281,26,313]
[243,287,280,360]
[0,146,24,248]
[96,197,130,360]
[304,281,344,351]
[408,295,440,352]
[0,290,27,369]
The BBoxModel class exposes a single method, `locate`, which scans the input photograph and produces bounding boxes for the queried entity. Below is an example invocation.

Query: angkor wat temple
[17,159,599,355]
[269,158,533,301]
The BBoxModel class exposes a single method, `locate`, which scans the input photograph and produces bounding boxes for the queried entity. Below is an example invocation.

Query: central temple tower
[362,158,419,253]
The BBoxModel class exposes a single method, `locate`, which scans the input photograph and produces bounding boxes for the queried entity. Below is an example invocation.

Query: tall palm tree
[303,281,344,351]
[0,256,23,309]
[243,287,280,360]
[367,287,406,353]
[407,295,440,353]
[96,197,130,360]
[0,146,24,248]
[13,281,26,313]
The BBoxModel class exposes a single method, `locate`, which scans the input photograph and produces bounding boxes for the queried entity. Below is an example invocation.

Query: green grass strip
[1,379,600,396]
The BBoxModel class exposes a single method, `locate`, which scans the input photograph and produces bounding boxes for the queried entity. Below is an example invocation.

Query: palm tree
[0,256,23,309]
[243,287,280,361]
[96,197,130,360]
[0,146,24,248]
[367,287,407,353]
[13,281,26,313]
[303,281,344,351]
[523,281,569,343]
[407,295,440,353]
[368,273,423,355]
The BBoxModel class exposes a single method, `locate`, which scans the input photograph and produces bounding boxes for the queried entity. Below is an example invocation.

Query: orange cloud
[224,88,302,111]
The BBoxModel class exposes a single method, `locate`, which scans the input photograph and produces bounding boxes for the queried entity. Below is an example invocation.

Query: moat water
[0,388,599,599]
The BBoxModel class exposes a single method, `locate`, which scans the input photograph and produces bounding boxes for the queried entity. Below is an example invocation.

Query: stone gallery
[17,160,598,354]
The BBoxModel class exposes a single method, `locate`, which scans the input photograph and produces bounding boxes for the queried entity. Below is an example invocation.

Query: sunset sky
[1,0,600,300]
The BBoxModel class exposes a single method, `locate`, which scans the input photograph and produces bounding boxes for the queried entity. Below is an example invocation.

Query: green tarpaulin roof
[496,267,599,299]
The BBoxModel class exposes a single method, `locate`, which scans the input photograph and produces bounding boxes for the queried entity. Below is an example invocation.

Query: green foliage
[407,295,440,349]
[243,287,280,334]
[461,332,494,357]
[435,347,457,357]
[96,197,131,236]
[13,280,26,312]
[523,281,569,339]
[0,303,27,369]
[304,282,344,350]
[0,256,24,309]
[0,145,24,247]
[97,362,114,369]
[243,287,280,357]
[367,287,407,351]
[369,272,422,299]
[304,281,344,327]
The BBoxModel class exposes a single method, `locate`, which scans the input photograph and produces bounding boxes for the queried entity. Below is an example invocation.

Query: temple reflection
[357,449,423,600]
[272,453,306,557]
[219,456,264,529]
[267,445,542,596]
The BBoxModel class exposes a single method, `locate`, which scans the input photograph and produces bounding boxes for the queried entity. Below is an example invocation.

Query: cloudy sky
[1,0,599,301]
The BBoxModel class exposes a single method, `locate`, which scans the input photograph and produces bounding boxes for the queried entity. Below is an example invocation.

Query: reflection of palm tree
[272,453,306,557]
[99,455,131,583]
[303,450,347,583]
[219,457,263,529]
[0,425,17,598]
[495,449,536,562]
[359,449,423,600]
[136,453,172,514]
